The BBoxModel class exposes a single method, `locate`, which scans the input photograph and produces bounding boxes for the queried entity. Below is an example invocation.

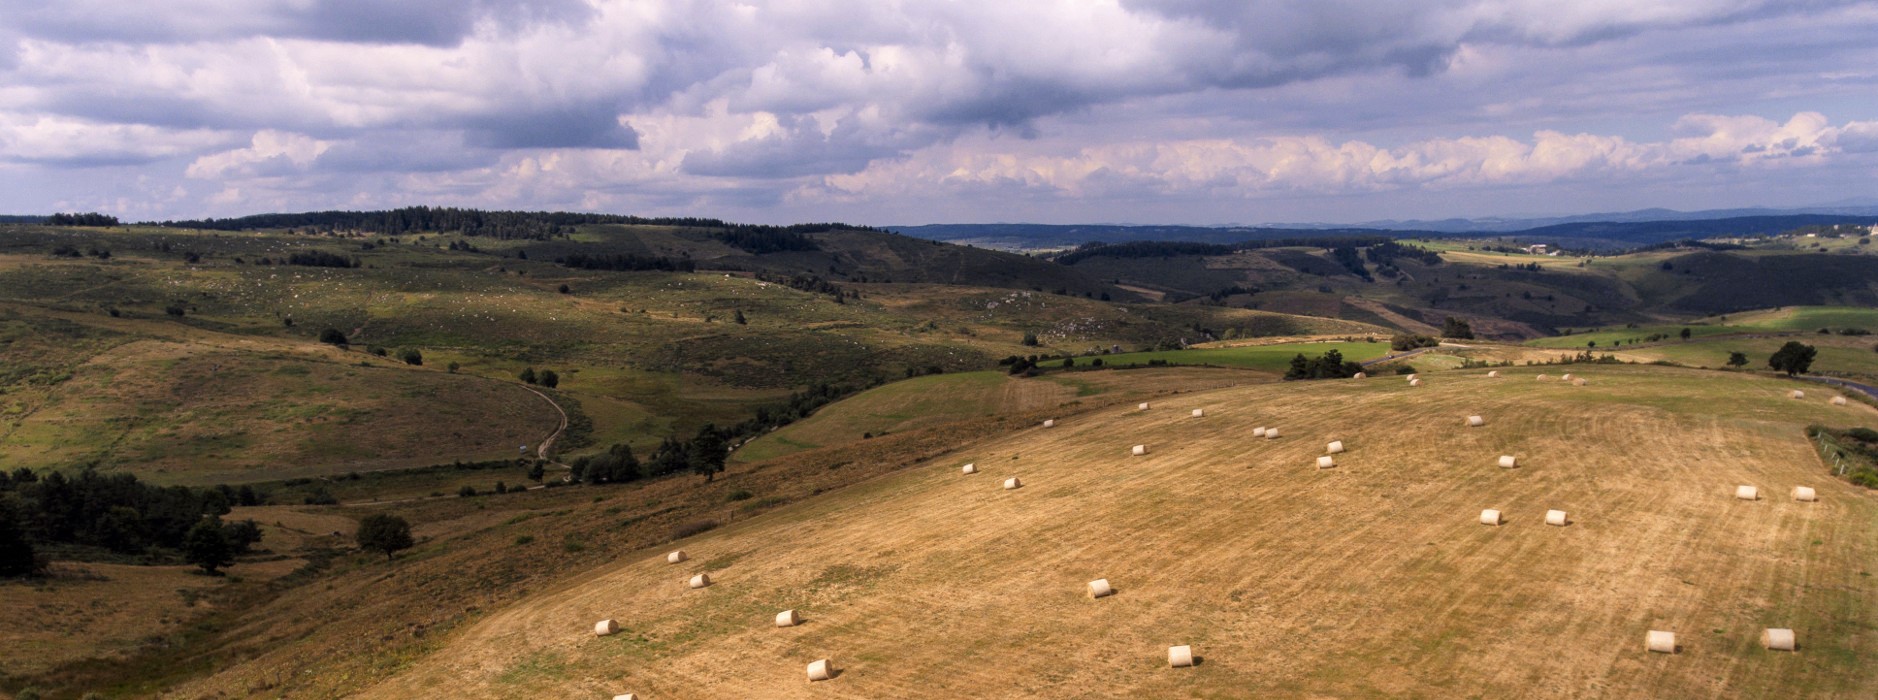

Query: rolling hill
[356,364,1878,698]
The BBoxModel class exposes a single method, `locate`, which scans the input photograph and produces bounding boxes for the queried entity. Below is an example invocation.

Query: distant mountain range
[891,206,1878,250]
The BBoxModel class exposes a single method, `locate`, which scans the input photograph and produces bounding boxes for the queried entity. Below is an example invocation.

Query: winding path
[1800,375,1878,401]
[514,383,570,465]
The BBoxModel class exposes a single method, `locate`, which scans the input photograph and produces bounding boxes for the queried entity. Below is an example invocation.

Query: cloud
[0,113,236,166]
[186,130,331,179]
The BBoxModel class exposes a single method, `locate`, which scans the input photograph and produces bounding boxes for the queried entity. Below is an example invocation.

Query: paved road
[1361,346,1437,367]
[1800,375,1878,400]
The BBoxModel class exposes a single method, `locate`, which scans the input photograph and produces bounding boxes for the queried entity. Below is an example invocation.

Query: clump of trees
[556,252,696,272]
[0,468,268,576]
[48,212,120,226]
[1769,341,1818,376]
[519,367,560,388]
[284,251,360,268]
[1284,349,1366,380]
[1440,317,1474,340]
[1391,334,1439,351]
[319,328,349,346]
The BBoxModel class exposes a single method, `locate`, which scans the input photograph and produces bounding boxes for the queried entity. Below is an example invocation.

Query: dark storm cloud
[464,104,640,150]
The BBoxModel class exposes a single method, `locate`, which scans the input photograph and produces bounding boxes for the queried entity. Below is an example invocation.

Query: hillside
[361,364,1878,698]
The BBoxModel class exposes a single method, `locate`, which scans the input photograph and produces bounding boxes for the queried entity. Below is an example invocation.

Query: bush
[1393,364,1418,375]
[457,485,478,497]
[1390,334,1438,351]
[671,519,719,540]
[319,328,348,346]
[400,348,423,366]
[725,488,754,502]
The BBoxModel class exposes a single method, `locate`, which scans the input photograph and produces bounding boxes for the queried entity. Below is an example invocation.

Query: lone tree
[319,328,348,346]
[1727,351,1749,367]
[400,348,423,366]
[1680,327,1693,341]
[538,369,560,388]
[688,425,728,483]
[1440,317,1475,340]
[356,514,414,561]
[733,309,747,325]
[1021,332,1039,347]
[183,517,233,575]
[1768,341,1818,376]
[518,367,537,384]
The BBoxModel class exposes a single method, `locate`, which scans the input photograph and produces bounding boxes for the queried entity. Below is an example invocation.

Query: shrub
[1394,364,1418,375]
[725,488,754,502]
[319,328,348,346]
[457,485,478,497]
[1390,334,1437,351]
[400,348,423,365]
[672,519,719,540]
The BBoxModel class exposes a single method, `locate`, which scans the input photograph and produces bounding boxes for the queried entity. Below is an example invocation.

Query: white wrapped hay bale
[1647,630,1677,653]
[1735,485,1760,500]
[1168,645,1194,667]
[1253,427,1267,437]
[1790,390,1805,399]
[1406,373,1417,381]
[776,609,801,627]
[1191,408,1204,418]
[807,659,834,681]
[1537,374,1548,380]
[1545,510,1569,526]
[594,619,619,636]
[961,463,977,474]
[1004,477,1023,490]
[613,694,638,700]
[1317,456,1336,469]
[1762,628,1796,651]
[1087,578,1114,598]
[1264,427,1280,439]
[1561,373,1573,381]
[1792,486,1817,502]
[1408,378,1421,387]
[1139,402,1151,410]
[1327,440,1345,454]
[1352,372,1367,379]
[667,550,688,564]
[689,573,712,589]
[1132,444,1148,456]
[1831,396,1848,406]
[1480,509,1503,525]
[1487,370,1499,378]
[1468,415,1485,427]
[1498,455,1517,468]
[1042,419,1056,428]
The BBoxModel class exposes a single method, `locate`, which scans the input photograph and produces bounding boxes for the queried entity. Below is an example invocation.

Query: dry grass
[363,365,1878,698]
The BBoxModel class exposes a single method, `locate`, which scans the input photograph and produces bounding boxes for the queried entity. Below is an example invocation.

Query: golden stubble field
[362,365,1878,698]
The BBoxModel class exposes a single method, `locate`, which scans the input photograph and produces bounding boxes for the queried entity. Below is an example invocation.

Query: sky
[1,0,1875,226]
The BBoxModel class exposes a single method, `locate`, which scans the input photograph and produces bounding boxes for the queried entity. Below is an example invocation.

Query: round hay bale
[1762,628,1796,651]
[1572,378,1588,386]
[1561,373,1573,381]
[1264,427,1280,439]
[1168,645,1194,668]
[1545,510,1569,526]
[1792,486,1817,502]
[1480,509,1503,525]
[1498,455,1517,468]
[1088,578,1114,598]
[1408,378,1421,387]
[689,573,712,589]
[1832,396,1848,406]
[1735,485,1760,501]
[1004,477,1023,490]
[1316,455,1336,469]
[1467,415,1485,427]
[1790,389,1806,399]
[776,609,801,627]
[666,550,687,564]
[1536,374,1548,380]
[961,463,977,474]
[807,659,834,681]
[1139,402,1151,410]
[1647,630,1677,653]
[1191,408,1204,418]
[1131,444,1148,456]
[1326,440,1345,454]
[614,694,638,700]
[1487,370,1499,378]
[594,619,619,636]
[1406,373,1417,381]
[1352,372,1367,379]
[1253,427,1267,437]
[1042,419,1056,428]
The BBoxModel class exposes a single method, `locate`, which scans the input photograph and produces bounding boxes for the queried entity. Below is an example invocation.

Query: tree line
[47,212,121,226]
[1051,236,1396,265]
[0,468,267,576]
[153,207,877,243]
[556,252,698,272]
